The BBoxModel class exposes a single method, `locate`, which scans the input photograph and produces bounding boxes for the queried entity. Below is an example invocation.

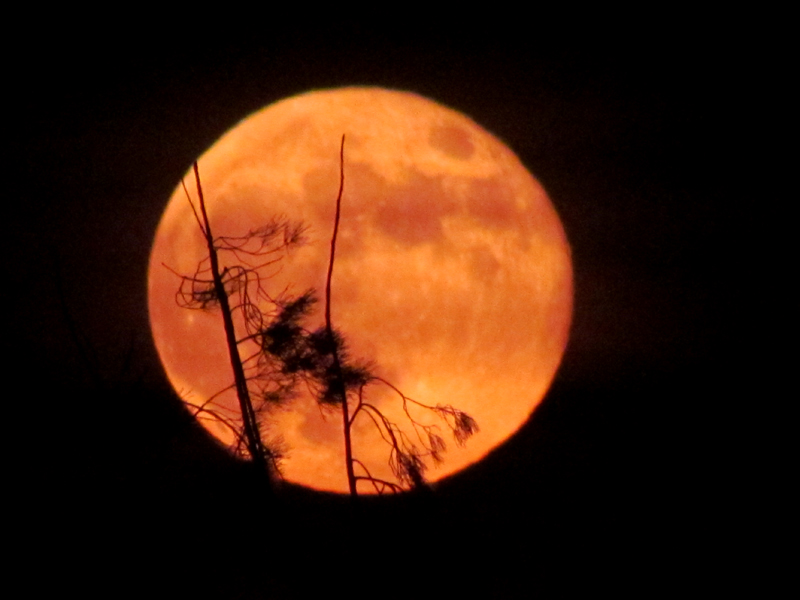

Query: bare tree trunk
[324,136,358,497]
[192,163,272,482]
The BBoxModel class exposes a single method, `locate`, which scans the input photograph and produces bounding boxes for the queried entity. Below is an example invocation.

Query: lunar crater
[429,124,475,160]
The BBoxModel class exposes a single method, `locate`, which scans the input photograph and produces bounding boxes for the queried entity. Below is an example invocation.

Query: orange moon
[148,87,572,493]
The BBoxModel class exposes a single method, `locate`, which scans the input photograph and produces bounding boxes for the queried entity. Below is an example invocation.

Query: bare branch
[169,138,477,497]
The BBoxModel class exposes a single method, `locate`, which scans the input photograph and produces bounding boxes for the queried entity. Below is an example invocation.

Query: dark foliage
[168,147,477,494]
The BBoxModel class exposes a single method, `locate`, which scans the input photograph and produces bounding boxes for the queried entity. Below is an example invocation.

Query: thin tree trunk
[192,163,272,481]
[324,136,358,497]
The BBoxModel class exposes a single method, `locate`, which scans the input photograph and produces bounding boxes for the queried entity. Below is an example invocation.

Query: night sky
[13,27,735,597]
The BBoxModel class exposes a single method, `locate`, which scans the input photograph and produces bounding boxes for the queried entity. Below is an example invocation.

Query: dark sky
[12,27,735,596]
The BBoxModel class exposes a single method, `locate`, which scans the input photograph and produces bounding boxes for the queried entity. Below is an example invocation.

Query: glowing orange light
[148,87,572,493]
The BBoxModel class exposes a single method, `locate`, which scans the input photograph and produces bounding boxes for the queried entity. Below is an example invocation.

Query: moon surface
[148,87,572,493]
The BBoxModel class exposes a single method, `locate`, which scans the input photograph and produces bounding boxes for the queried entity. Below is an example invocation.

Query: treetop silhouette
[167,135,477,495]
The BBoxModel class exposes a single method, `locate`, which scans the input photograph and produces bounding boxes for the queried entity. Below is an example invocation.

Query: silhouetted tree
[259,136,477,495]
[168,137,477,495]
[167,163,306,482]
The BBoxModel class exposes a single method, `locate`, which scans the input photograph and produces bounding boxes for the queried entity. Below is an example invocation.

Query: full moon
[148,87,572,493]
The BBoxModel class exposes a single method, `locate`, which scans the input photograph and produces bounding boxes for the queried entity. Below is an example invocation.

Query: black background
[12,23,738,597]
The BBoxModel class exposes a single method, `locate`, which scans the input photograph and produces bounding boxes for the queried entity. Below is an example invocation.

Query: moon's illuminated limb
[148,87,572,493]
